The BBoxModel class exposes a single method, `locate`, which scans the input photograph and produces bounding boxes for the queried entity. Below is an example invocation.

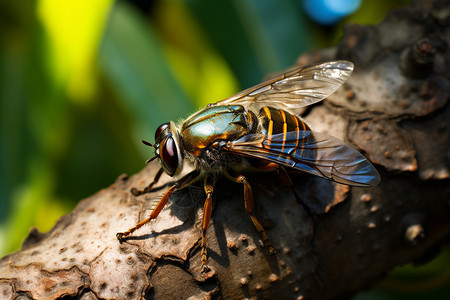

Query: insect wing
[226,131,380,187]
[211,61,354,114]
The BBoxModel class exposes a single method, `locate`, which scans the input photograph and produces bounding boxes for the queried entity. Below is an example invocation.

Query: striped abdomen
[255,106,314,166]
[258,106,310,139]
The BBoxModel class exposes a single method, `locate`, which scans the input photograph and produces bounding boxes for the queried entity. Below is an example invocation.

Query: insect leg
[278,166,315,219]
[225,170,275,254]
[277,166,302,200]
[201,173,216,273]
[131,167,165,196]
[117,170,200,242]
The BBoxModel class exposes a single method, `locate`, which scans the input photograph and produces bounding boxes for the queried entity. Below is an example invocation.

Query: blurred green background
[1,0,448,298]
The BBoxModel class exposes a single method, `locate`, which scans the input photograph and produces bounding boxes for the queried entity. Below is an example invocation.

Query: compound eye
[155,122,170,142]
[160,136,178,176]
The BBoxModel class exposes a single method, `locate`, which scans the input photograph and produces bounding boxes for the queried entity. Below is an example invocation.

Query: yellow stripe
[293,116,299,140]
[293,116,301,157]
[300,117,306,131]
[263,107,273,145]
[280,110,287,152]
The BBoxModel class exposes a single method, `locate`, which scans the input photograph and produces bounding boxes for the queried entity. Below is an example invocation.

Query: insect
[116,61,380,272]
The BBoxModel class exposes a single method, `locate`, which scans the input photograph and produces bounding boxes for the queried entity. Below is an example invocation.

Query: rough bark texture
[1,0,449,299]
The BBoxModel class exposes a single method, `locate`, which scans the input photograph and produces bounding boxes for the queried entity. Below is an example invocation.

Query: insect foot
[200,264,215,280]
[130,187,142,196]
[267,245,276,255]
[116,232,127,243]
[130,187,147,196]
[201,264,211,274]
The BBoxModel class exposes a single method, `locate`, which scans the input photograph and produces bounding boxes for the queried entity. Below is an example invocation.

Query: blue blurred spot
[302,0,361,25]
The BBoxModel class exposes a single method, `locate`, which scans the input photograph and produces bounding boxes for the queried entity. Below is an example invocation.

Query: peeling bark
[1,0,449,299]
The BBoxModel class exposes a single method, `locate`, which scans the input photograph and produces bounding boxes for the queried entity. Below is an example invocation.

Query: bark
[1,0,449,299]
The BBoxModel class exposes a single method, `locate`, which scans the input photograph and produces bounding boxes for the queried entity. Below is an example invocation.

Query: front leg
[131,167,164,196]
[117,170,200,242]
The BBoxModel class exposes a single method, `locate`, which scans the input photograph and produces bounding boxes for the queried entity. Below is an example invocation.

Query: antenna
[142,140,156,148]
[145,156,158,164]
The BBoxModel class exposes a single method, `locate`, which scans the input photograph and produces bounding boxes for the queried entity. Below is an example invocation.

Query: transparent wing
[225,131,380,187]
[211,61,354,114]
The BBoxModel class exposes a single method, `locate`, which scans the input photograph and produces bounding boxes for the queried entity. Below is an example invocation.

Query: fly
[116,61,381,273]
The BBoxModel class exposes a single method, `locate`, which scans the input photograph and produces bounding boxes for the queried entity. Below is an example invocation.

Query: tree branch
[1,0,449,299]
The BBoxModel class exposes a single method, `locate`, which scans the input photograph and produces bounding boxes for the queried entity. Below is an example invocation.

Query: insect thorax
[186,147,247,173]
[180,105,310,173]
[180,105,258,156]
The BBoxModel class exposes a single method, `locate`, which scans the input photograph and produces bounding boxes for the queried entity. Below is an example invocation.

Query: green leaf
[99,1,195,141]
